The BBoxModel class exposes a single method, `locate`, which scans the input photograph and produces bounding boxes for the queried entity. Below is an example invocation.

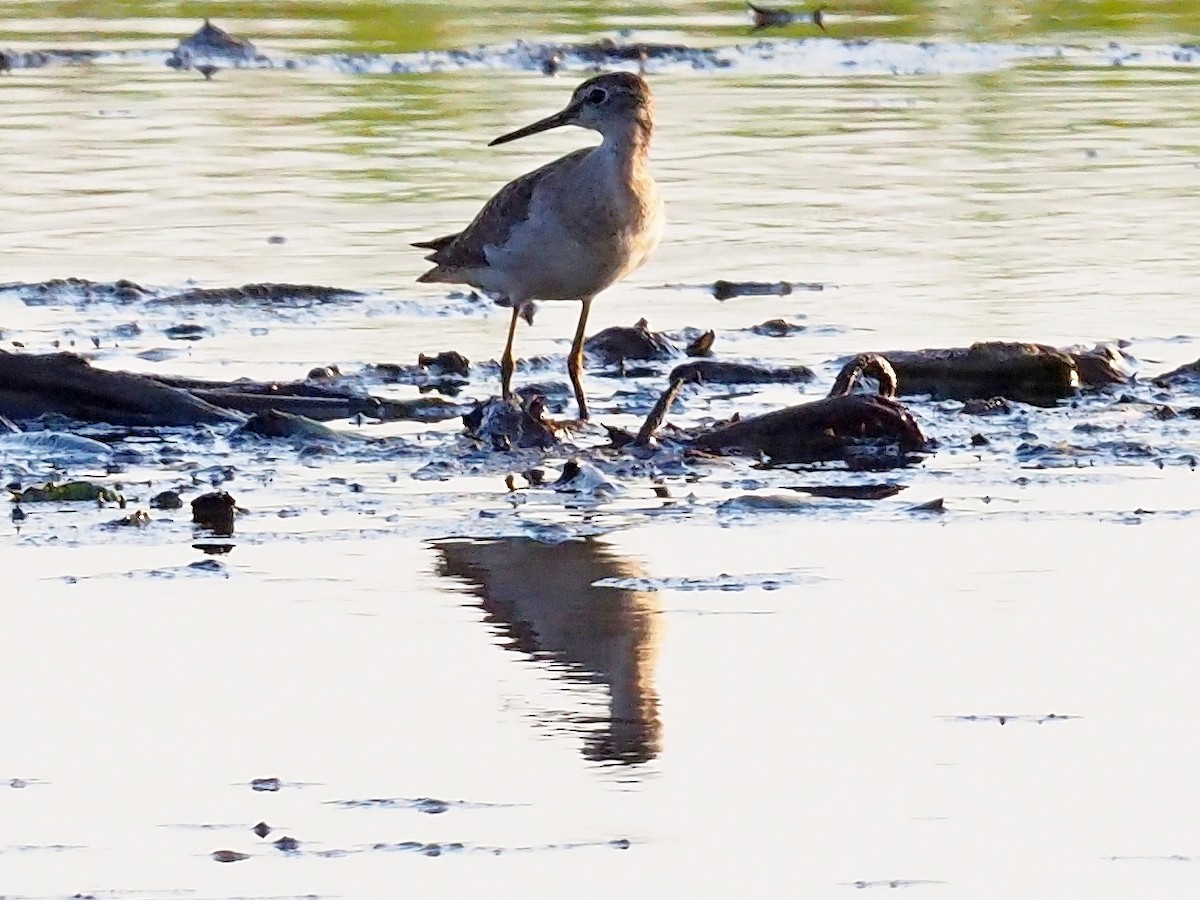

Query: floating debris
[942,713,1079,725]
[748,2,828,32]
[711,279,823,301]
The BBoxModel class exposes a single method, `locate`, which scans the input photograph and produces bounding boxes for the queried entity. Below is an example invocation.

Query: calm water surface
[2,2,1199,897]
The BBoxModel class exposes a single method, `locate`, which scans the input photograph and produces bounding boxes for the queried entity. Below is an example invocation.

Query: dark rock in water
[169,19,261,70]
[150,490,183,510]
[1066,342,1134,386]
[880,342,1079,404]
[274,835,300,852]
[419,351,470,377]
[250,776,280,792]
[711,279,822,301]
[253,821,271,838]
[750,318,805,337]
[152,283,361,306]
[211,849,249,863]
[961,397,1013,416]
[691,354,927,466]
[748,1,827,31]
[463,395,560,451]
[192,491,236,535]
[0,51,12,73]
[586,319,676,365]
[669,359,815,385]
[0,350,242,426]
[164,323,212,341]
[1153,357,1200,387]
[238,409,346,442]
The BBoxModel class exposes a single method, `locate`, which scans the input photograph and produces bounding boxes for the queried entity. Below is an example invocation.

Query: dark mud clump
[584,319,714,367]
[670,359,815,385]
[586,319,677,365]
[463,395,562,451]
[879,342,1079,404]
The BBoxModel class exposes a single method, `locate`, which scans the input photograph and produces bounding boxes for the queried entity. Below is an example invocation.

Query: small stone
[150,490,183,510]
[250,776,281,792]
[212,849,249,863]
[253,821,271,838]
[274,835,300,852]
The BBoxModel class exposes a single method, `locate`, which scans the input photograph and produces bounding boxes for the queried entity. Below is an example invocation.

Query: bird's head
[490,72,655,147]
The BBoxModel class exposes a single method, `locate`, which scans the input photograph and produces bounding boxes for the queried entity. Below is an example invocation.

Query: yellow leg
[500,306,520,401]
[568,297,594,420]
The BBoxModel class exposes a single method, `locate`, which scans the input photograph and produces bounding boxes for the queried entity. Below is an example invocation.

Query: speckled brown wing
[415,148,590,278]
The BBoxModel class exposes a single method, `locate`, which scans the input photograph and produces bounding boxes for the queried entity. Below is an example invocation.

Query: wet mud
[3,272,1196,560]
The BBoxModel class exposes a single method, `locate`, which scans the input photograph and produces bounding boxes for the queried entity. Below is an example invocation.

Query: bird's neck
[599,115,654,177]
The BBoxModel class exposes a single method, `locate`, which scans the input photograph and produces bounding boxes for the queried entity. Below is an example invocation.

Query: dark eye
[584,87,608,105]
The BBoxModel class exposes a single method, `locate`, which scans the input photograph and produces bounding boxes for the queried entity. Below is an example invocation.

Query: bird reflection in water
[436,537,661,765]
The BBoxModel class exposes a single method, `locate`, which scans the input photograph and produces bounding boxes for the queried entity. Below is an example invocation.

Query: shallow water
[2,2,1200,897]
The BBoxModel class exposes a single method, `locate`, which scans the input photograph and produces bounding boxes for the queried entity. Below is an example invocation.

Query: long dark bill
[488,102,580,146]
